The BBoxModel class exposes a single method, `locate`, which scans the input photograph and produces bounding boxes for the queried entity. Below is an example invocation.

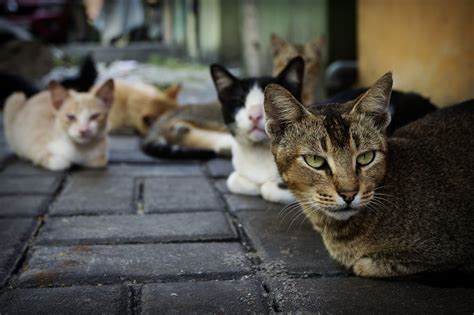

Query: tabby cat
[4,80,114,170]
[210,57,304,203]
[264,73,474,277]
[271,33,324,105]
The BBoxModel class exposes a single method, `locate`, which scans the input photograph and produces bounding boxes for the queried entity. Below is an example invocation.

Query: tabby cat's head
[49,80,114,144]
[264,73,392,220]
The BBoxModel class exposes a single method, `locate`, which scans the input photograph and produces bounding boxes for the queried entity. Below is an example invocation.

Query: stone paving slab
[0,195,50,217]
[75,164,203,177]
[206,158,233,178]
[0,218,37,286]
[0,160,63,176]
[224,194,284,213]
[237,210,345,275]
[269,277,474,313]
[0,176,61,195]
[144,176,223,213]
[50,176,135,215]
[0,285,130,314]
[36,212,237,245]
[19,243,251,286]
[141,280,269,314]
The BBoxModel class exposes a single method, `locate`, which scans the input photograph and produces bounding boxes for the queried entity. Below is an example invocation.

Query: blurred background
[0,0,472,106]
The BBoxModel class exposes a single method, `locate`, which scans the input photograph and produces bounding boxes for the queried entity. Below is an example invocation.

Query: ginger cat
[264,73,474,277]
[271,33,324,105]
[95,79,181,135]
[4,80,114,170]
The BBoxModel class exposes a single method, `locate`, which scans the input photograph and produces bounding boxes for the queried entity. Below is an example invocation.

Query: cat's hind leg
[261,181,295,204]
[227,171,260,196]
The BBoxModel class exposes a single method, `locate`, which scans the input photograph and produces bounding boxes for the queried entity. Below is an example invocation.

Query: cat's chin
[247,129,268,143]
[322,208,359,221]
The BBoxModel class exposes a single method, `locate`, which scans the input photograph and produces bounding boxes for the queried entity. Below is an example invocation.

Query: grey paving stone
[270,277,474,313]
[0,195,49,217]
[19,243,251,286]
[37,212,237,245]
[142,280,268,314]
[0,285,129,314]
[109,134,140,151]
[1,160,63,176]
[206,158,233,177]
[75,164,203,177]
[0,218,37,286]
[144,176,223,213]
[109,149,158,163]
[214,178,229,194]
[50,176,135,215]
[224,194,283,213]
[237,210,345,275]
[0,176,60,195]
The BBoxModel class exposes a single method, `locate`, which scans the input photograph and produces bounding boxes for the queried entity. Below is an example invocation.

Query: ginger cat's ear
[350,72,393,130]
[95,79,114,109]
[48,81,69,110]
[264,83,310,142]
[164,83,182,101]
[271,33,288,56]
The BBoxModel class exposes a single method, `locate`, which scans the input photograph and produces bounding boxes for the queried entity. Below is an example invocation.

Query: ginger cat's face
[264,73,393,220]
[50,80,114,144]
[133,84,181,135]
[271,34,324,105]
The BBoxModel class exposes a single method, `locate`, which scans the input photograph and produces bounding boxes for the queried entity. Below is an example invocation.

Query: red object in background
[0,0,69,42]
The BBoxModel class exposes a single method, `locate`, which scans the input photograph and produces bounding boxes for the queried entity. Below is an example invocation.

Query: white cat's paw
[46,155,71,171]
[213,135,234,156]
[261,181,295,204]
[227,172,260,196]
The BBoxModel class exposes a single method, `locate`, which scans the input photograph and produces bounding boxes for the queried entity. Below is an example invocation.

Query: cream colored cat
[4,80,114,170]
[93,79,181,135]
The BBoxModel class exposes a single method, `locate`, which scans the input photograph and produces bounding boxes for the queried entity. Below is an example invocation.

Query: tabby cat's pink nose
[338,191,357,203]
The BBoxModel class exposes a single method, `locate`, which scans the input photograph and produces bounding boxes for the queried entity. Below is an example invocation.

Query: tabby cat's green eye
[357,151,375,166]
[304,155,326,169]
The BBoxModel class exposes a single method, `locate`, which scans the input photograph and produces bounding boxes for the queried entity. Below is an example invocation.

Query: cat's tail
[141,139,218,160]
[4,92,26,145]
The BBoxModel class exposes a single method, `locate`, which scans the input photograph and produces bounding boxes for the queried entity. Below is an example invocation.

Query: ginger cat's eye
[66,114,76,121]
[357,151,375,166]
[90,113,101,120]
[304,154,326,169]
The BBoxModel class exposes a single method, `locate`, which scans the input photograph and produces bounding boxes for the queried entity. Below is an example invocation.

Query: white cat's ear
[95,79,114,109]
[264,83,310,141]
[210,64,238,95]
[276,56,305,102]
[164,83,181,100]
[350,72,393,130]
[271,33,288,56]
[48,81,69,110]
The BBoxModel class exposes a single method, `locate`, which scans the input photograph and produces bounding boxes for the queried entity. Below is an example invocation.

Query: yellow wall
[357,0,474,107]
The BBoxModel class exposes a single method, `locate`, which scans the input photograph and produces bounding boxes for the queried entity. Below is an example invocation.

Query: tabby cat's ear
[95,79,114,109]
[350,72,393,130]
[210,64,238,95]
[306,35,325,55]
[264,83,310,141]
[48,81,69,110]
[271,33,288,56]
[164,83,182,100]
[276,56,305,102]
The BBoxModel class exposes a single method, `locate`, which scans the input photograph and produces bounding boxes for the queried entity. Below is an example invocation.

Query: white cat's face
[234,85,267,143]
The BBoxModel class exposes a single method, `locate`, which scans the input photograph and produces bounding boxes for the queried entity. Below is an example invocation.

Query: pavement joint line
[32,238,242,247]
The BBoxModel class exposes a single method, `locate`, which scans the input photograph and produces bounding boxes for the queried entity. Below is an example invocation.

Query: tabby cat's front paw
[260,181,295,204]
[353,257,398,278]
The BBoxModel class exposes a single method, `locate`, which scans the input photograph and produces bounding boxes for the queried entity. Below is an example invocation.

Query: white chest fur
[231,141,280,185]
[48,135,103,165]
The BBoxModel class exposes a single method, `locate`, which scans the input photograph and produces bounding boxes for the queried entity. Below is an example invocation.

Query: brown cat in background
[4,80,114,170]
[92,79,181,135]
[271,33,324,105]
[264,73,474,277]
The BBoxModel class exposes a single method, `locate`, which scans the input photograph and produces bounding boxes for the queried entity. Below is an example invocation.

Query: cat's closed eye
[89,113,101,120]
[356,151,375,166]
[66,114,76,121]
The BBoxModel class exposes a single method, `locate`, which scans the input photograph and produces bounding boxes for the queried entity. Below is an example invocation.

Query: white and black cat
[210,57,304,203]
